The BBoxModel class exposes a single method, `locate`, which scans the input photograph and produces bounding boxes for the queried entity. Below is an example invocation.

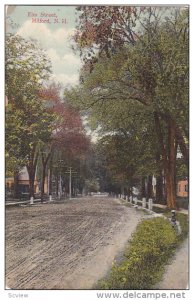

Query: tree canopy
[66,6,189,208]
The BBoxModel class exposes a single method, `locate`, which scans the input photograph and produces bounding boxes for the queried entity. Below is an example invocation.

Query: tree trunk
[13,170,20,199]
[155,172,165,204]
[27,144,39,199]
[159,112,188,169]
[166,118,177,208]
[130,179,133,201]
[141,177,146,198]
[40,151,51,202]
[147,175,153,200]
[175,125,189,168]
[49,167,52,195]
[28,167,36,198]
[121,185,124,196]
[41,165,46,202]
[163,175,167,203]
[154,112,177,208]
[155,152,165,204]
[56,174,59,197]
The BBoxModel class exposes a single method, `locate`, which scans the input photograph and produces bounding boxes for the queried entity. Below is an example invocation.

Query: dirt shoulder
[6,197,144,289]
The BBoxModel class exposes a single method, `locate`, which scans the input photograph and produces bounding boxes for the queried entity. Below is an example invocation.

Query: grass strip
[97,215,188,290]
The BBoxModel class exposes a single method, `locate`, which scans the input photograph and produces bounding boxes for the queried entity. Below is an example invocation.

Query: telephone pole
[65,167,77,199]
[58,159,64,199]
[69,167,72,199]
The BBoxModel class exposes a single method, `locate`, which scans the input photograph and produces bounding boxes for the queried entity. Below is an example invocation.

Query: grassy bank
[97,214,188,290]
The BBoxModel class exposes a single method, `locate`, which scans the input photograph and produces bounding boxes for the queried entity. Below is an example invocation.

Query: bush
[98,217,178,290]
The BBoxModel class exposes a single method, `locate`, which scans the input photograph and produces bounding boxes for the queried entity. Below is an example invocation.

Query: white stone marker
[142,197,146,208]
[176,221,182,235]
[148,198,153,211]
[30,196,34,205]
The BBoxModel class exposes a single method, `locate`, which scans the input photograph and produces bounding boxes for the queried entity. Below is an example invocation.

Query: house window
[185,185,188,192]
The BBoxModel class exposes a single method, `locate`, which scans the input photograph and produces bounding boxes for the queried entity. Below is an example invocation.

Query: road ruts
[6,197,144,289]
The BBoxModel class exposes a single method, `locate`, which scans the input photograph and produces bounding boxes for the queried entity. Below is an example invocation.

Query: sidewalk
[155,238,189,289]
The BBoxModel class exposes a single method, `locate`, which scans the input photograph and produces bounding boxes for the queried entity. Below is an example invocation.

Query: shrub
[98,217,178,290]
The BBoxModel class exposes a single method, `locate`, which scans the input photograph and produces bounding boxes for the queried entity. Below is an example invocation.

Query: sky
[5,5,101,142]
[5,5,82,88]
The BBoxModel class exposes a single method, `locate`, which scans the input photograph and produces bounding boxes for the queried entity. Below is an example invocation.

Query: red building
[177,180,188,197]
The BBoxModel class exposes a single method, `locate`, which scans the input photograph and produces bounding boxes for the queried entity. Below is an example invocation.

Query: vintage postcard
[4,2,189,298]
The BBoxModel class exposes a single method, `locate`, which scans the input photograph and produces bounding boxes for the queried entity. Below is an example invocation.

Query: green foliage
[176,158,188,180]
[97,217,178,290]
[84,178,100,193]
[5,33,52,103]
[5,104,28,172]
[66,8,189,202]
[5,33,55,174]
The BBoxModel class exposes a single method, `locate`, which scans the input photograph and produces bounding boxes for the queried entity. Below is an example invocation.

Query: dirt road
[6,197,144,290]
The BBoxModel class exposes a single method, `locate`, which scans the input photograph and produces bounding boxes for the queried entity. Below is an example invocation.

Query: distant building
[177,180,188,197]
[6,167,40,196]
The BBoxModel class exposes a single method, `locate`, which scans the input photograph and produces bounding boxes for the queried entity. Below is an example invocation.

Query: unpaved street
[6,197,144,289]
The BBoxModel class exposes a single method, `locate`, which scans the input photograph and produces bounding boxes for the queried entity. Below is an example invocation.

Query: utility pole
[65,167,77,199]
[58,159,64,200]
[69,167,72,199]
[59,172,62,199]
[47,168,50,196]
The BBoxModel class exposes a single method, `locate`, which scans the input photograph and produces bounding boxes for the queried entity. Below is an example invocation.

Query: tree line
[5,33,91,201]
[65,6,189,208]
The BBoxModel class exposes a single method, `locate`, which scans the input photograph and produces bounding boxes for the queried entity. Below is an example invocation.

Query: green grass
[149,207,188,241]
[96,216,188,290]
[163,211,189,242]
[152,206,170,214]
